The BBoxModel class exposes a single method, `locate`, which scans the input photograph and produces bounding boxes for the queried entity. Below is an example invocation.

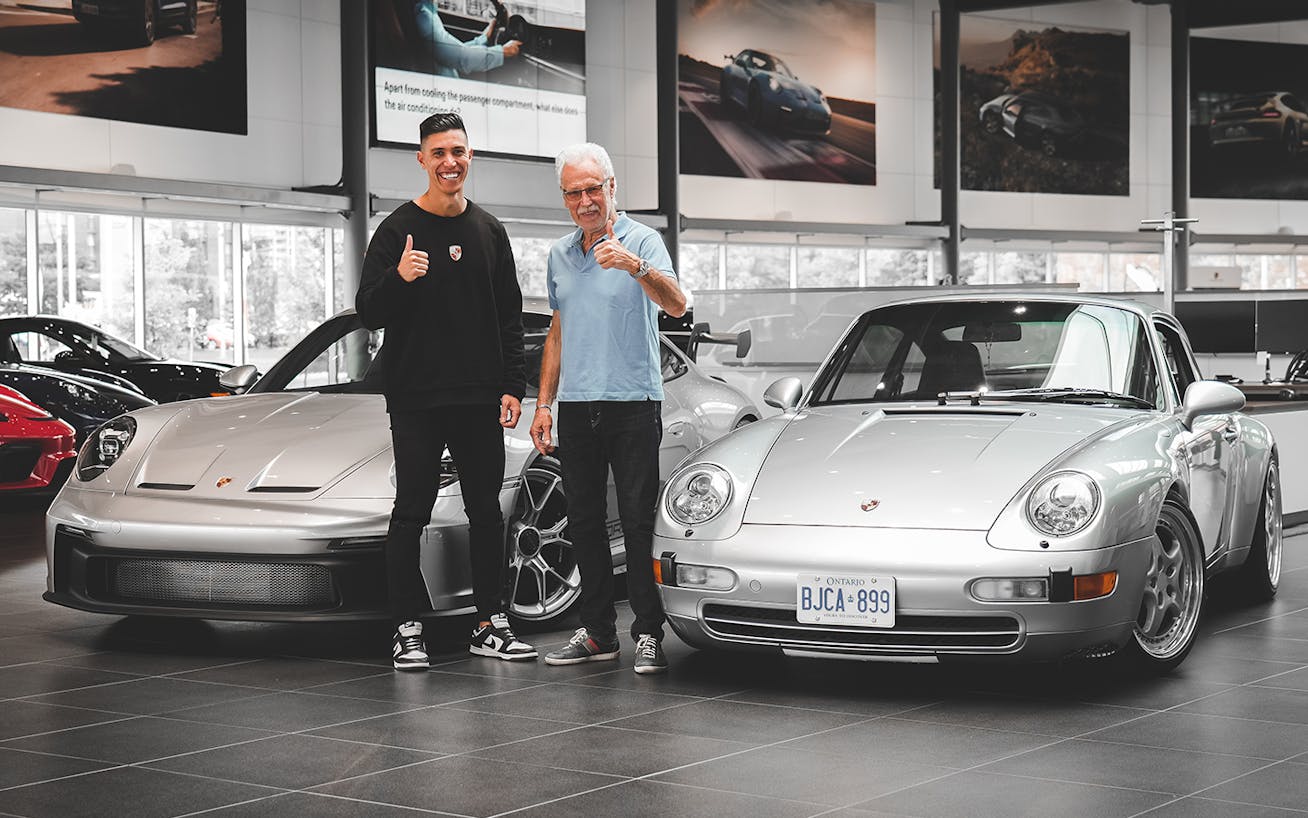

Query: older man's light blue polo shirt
[547,213,676,402]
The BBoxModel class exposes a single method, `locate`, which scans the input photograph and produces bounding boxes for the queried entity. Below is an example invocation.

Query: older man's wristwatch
[632,258,652,279]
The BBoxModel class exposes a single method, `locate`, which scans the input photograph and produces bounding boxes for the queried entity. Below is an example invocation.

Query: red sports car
[1,390,77,492]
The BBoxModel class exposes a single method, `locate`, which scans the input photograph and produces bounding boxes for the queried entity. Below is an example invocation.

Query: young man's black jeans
[386,403,506,628]
[556,400,665,644]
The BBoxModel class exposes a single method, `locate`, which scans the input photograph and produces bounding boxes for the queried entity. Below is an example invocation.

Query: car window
[283,327,382,391]
[9,331,74,363]
[1154,322,1198,402]
[661,341,688,383]
[1285,95,1305,113]
[825,324,907,401]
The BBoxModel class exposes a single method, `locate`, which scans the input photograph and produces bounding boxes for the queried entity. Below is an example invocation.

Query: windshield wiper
[980,388,1156,410]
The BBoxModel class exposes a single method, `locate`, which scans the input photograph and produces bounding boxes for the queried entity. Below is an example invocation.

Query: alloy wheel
[506,461,580,622]
[1133,501,1203,661]
[1264,461,1283,587]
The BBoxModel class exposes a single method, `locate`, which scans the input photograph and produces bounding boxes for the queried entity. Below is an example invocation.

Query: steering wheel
[1286,350,1308,383]
[53,350,78,363]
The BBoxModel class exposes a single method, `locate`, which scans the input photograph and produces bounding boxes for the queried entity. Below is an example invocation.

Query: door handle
[666,421,688,437]
[1221,426,1239,443]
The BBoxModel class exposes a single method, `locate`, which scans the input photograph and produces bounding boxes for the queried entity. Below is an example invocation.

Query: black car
[980,90,1088,157]
[0,364,155,445]
[0,316,229,403]
[72,0,199,46]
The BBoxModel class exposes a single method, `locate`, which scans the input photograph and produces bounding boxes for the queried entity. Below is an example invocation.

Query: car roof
[869,291,1165,321]
[330,298,553,323]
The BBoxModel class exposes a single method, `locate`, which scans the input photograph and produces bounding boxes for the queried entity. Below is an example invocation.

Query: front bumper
[656,524,1152,663]
[776,101,831,134]
[44,483,517,622]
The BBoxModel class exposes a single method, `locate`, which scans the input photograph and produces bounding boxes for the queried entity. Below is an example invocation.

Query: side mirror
[1179,380,1244,430]
[763,377,803,411]
[218,364,259,394]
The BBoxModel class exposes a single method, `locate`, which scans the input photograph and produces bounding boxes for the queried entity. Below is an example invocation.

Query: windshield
[749,53,794,78]
[95,331,157,362]
[251,312,553,396]
[810,301,1162,408]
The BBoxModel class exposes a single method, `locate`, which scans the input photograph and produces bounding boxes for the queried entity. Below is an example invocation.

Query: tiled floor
[2,496,1307,818]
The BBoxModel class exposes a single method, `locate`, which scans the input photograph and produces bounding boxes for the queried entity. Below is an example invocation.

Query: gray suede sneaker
[633,634,668,674]
[543,627,620,665]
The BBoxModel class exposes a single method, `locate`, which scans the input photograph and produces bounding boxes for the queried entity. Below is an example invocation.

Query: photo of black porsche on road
[677,0,876,186]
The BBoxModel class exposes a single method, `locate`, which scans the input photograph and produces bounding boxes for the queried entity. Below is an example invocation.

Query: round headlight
[665,464,733,527]
[1027,471,1100,536]
[76,415,137,482]
[767,76,780,92]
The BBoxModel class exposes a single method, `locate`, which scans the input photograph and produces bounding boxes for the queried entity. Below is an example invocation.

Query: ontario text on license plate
[796,574,895,628]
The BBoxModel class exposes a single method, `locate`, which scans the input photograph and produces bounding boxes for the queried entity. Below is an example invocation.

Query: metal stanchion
[1141,211,1197,314]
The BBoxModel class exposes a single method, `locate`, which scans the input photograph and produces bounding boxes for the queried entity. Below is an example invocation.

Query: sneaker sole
[543,650,620,666]
[633,664,668,675]
[469,645,539,661]
[393,660,429,671]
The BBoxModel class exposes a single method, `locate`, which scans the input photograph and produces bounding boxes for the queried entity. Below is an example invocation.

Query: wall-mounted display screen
[370,0,585,159]
[677,0,876,186]
[1175,300,1257,354]
[1191,37,1308,201]
[0,0,246,134]
[934,15,1129,196]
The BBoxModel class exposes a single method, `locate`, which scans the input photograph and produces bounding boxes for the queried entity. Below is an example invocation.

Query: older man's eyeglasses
[561,178,611,203]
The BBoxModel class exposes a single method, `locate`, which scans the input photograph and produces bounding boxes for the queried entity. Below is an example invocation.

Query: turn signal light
[1073,571,1117,600]
[652,558,664,585]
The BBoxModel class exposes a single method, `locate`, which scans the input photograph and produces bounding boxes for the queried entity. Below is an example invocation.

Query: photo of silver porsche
[43,300,758,627]
[656,294,1282,673]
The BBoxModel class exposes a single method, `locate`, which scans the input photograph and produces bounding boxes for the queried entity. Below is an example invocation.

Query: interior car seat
[916,340,986,397]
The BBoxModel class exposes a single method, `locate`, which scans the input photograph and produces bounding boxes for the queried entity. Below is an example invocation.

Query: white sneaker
[469,613,538,661]
[392,620,429,670]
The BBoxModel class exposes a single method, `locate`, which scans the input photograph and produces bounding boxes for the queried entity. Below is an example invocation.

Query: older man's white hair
[555,142,615,187]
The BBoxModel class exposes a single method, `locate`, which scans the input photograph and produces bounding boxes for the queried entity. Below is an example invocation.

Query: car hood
[130,392,390,498]
[743,403,1129,530]
[780,77,822,102]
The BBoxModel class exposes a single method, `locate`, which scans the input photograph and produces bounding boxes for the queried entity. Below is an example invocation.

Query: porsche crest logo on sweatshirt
[449,245,462,261]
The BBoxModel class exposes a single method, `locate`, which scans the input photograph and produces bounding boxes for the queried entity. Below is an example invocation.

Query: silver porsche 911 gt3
[44,302,758,627]
[655,294,1282,673]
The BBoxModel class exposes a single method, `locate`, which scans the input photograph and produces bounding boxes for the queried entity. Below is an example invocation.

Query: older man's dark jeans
[556,400,665,644]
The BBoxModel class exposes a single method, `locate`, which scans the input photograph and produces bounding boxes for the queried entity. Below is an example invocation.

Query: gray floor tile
[26,676,270,716]
[506,778,820,818]
[1251,665,1308,691]
[0,700,129,741]
[146,733,440,790]
[468,724,753,778]
[1176,685,1308,724]
[781,717,1052,768]
[1081,711,1308,760]
[50,650,251,677]
[858,769,1173,818]
[0,766,278,818]
[308,705,577,754]
[172,657,390,690]
[1200,762,1308,812]
[0,747,111,790]
[451,680,696,724]
[308,668,543,705]
[894,695,1151,736]
[1177,647,1307,685]
[1139,796,1308,817]
[651,745,955,807]
[0,663,140,700]
[2,715,278,764]
[167,690,415,732]
[199,792,443,817]
[312,755,616,817]
[981,737,1268,795]
[606,697,865,744]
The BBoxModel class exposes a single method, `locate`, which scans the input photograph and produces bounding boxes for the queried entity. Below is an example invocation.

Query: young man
[356,112,535,670]
[530,142,687,675]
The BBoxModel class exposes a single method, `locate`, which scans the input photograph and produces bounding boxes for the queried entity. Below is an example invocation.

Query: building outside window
[0,208,25,315]
[144,219,235,363]
[36,211,136,343]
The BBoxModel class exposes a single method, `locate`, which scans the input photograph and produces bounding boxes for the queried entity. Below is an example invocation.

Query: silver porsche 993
[44,303,758,627]
[655,294,1282,673]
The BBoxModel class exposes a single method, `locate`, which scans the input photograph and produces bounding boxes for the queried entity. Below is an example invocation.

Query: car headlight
[1027,471,1100,536]
[767,76,780,92]
[75,415,137,482]
[665,464,733,527]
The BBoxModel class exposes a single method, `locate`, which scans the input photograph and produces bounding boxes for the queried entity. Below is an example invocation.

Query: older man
[530,142,687,674]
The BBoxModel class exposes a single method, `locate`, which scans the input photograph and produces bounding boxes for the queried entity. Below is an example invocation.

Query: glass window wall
[144,219,235,363]
[241,224,328,373]
[36,211,137,342]
[0,208,25,315]
[797,247,859,288]
[726,244,790,289]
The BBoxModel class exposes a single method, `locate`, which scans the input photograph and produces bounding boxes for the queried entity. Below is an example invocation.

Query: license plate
[1227,126,1247,138]
[796,574,895,628]
[81,2,99,14]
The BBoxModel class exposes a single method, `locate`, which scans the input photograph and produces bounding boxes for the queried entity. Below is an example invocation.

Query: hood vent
[137,482,195,491]
[879,406,1029,418]
[247,485,320,493]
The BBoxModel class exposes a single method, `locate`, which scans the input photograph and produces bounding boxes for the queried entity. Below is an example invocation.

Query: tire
[1284,125,1300,161]
[1118,497,1205,674]
[133,0,156,46]
[1040,132,1058,157]
[181,0,197,34]
[748,86,765,127]
[505,457,581,627]
[719,76,734,116]
[982,112,1001,135]
[1235,459,1282,602]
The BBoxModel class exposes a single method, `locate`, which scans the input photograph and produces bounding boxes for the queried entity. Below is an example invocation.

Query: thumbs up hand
[593,218,641,276]
[397,234,429,282]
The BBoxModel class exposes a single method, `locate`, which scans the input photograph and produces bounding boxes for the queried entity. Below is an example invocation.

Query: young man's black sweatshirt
[356,200,525,412]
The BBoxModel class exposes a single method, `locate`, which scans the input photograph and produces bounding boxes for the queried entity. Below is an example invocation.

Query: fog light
[970,577,1049,602]
[675,563,737,591]
[1073,571,1117,600]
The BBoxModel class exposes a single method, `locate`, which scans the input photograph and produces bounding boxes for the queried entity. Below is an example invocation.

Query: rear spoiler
[687,323,751,362]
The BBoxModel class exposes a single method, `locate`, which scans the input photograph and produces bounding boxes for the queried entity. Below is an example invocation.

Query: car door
[1156,319,1239,557]
[1001,98,1023,137]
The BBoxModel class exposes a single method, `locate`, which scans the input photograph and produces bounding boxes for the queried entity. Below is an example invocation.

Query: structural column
[341,0,369,304]
[1170,0,1190,297]
[939,0,962,285]
[656,0,679,269]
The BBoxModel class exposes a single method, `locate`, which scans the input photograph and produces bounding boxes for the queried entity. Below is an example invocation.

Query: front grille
[702,603,1021,653]
[109,559,335,607]
[0,442,41,483]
